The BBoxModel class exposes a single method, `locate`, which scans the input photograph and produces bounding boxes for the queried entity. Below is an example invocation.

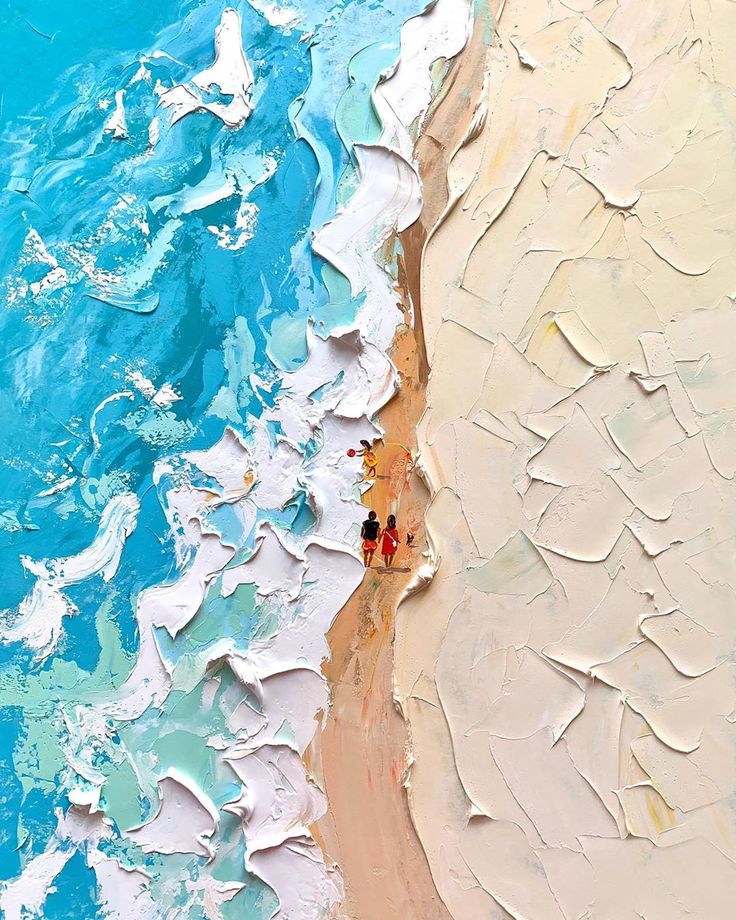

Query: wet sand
[305,302,449,919]
[304,13,492,916]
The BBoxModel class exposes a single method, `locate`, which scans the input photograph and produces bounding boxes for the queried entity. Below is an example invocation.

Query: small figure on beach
[361,510,380,567]
[357,439,378,479]
[406,532,415,547]
[381,514,399,568]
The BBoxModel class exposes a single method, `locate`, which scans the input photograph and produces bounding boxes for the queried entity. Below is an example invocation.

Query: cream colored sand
[394,0,736,916]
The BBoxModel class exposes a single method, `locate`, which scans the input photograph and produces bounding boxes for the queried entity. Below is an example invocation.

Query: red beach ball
[347,448,356,457]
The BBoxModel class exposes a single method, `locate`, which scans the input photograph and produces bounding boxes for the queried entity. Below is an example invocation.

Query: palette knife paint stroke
[0,0,473,918]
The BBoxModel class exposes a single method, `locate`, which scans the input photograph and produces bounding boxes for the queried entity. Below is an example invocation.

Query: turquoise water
[0,0,424,914]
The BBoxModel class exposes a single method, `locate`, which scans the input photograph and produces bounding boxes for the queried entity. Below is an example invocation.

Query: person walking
[361,510,381,567]
[381,514,399,569]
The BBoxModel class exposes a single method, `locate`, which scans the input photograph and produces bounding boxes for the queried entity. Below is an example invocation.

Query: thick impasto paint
[0,0,469,915]
[2,0,735,918]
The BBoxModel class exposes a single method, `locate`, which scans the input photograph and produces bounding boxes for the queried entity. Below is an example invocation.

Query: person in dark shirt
[360,510,381,567]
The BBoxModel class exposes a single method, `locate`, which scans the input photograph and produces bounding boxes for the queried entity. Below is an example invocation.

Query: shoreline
[305,274,446,918]
[305,10,492,915]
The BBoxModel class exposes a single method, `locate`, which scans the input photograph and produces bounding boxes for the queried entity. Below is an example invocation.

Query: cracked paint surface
[396,0,736,916]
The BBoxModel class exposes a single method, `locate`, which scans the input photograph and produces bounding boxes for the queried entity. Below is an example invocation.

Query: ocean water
[0,0,428,915]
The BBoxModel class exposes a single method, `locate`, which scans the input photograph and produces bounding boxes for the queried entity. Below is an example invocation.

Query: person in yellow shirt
[358,439,378,479]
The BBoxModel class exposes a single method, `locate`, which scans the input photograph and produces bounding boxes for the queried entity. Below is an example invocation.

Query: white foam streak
[159,8,254,129]
[0,806,158,920]
[0,492,139,659]
[126,769,220,858]
[104,89,128,139]
[0,849,73,920]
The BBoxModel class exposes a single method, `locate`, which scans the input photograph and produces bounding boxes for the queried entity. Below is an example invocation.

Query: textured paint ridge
[396,0,736,916]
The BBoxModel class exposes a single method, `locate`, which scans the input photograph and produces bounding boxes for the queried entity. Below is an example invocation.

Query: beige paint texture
[394,0,736,916]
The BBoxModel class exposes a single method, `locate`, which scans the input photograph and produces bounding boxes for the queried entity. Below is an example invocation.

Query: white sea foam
[159,8,255,129]
[8,1,473,916]
[103,89,128,139]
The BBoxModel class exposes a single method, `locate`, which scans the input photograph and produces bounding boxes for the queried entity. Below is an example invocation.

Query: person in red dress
[381,514,399,569]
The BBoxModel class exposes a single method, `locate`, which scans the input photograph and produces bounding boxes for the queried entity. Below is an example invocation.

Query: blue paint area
[16,786,68,860]
[42,850,100,920]
[0,0,427,913]
[57,584,103,672]
[0,708,24,881]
